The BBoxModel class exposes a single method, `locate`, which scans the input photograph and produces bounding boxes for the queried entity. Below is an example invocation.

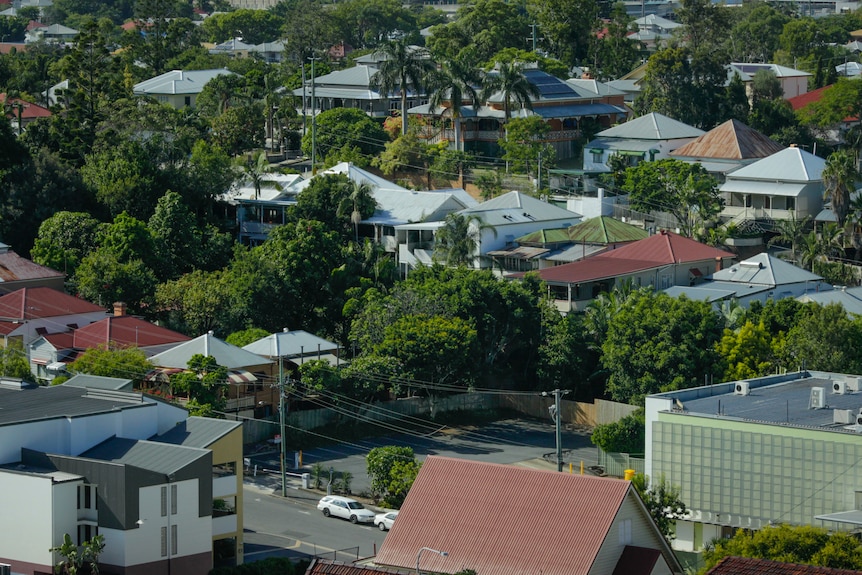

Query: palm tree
[433,212,497,267]
[371,39,435,136]
[336,181,375,243]
[480,61,540,126]
[822,149,859,228]
[767,214,811,264]
[241,152,277,200]
[428,53,482,153]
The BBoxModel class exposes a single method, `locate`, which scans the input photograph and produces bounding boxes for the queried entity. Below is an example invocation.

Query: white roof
[295,162,409,194]
[728,63,812,81]
[243,330,339,358]
[367,189,473,225]
[597,112,703,140]
[632,14,682,29]
[227,173,305,202]
[210,38,254,52]
[565,78,626,97]
[711,253,823,285]
[460,191,581,226]
[724,147,825,183]
[42,24,79,36]
[133,69,235,96]
[149,332,273,369]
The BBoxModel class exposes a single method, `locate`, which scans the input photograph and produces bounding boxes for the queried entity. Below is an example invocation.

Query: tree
[702,524,862,572]
[822,149,859,228]
[631,474,688,542]
[292,174,377,239]
[211,102,265,157]
[728,3,789,63]
[591,410,645,454]
[225,328,270,348]
[148,191,199,281]
[366,446,419,502]
[155,269,238,336]
[800,79,862,141]
[779,303,862,374]
[622,159,723,238]
[0,340,34,381]
[527,0,599,66]
[81,139,161,220]
[50,532,106,575]
[433,213,494,267]
[372,39,435,136]
[716,320,775,381]
[767,214,811,263]
[428,53,482,153]
[337,181,376,243]
[31,212,103,278]
[592,3,641,80]
[602,291,725,405]
[70,346,153,386]
[301,107,387,161]
[73,248,158,315]
[498,115,555,176]
[481,61,540,125]
[170,354,228,416]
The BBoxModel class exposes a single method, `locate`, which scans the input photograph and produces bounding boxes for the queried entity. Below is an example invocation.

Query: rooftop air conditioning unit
[857,408,862,426]
[734,381,750,396]
[810,387,826,409]
[847,377,862,392]
[834,381,848,395]
[835,409,855,424]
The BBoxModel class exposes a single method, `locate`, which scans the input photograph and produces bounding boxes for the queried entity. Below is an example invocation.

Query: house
[228,171,305,245]
[0,242,63,292]
[0,380,244,574]
[396,191,581,272]
[291,65,404,120]
[628,14,682,49]
[583,112,705,173]
[371,455,683,575]
[147,331,275,418]
[728,63,812,100]
[664,252,832,307]
[207,37,254,58]
[707,556,862,575]
[527,230,734,312]
[29,23,78,44]
[248,40,286,63]
[670,119,785,180]
[718,146,826,223]
[645,370,862,553]
[1,94,50,134]
[606,61,649,107]
[798,286,862,315]
[0,287,108,348]
[410,66,628,160]
[132,69,236,109]
[836,61,862,77]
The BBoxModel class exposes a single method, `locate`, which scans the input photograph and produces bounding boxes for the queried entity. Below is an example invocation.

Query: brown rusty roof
[672,119,784,160]
[306,560,407,575]
[0,249,63,282]
[374,456,649,575]
[708,557,862,575]
[73,315,190,350]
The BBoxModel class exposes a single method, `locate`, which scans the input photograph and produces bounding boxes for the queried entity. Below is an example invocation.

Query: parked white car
[374,511,398,531]
[317,496,376,524]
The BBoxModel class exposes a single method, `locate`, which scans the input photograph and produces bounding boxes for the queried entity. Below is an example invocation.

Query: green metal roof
[566,216,649,244]
[516,228,572,245]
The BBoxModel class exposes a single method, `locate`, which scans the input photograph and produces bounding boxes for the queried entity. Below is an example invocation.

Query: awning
[47,362,66,372]
[815,510,862,525]
[227,369,257,384]
[618,151,646,157]
[589,148,604,154]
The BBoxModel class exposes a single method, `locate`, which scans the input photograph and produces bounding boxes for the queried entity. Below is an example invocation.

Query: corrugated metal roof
[62,374,133,391]
[567,216,649,244]
[72,315,190,350]
[461,191,580,225]
[365,189,468,225]
[720,179,809,197]
[597,112,704,140]
[0,287,104,320]
[711,253,822,285]
[566,78,627,97]
[709,556,862,575]
[798,287,862,315]
[81,437,209,476]
[155,416,241,449]
[725,147,825,182]
[149,332,273,369]
[0,385,150,426]
[374,456,642,575]
[243,330,339,358]
[672,119,784,160]
[516,227,573,245]
[133,69,235,96]
[545,243,609,262]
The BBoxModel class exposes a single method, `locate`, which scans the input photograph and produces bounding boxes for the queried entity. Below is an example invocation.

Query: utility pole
[526,24,541,52]
[277,340,287,497]
[308,56,321,174]
[543,389,570,472]
[301,62,307,137]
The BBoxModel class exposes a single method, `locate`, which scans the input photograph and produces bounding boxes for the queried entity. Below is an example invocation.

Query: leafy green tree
[767,214,811,264]
[372,39,435,136]
[592,3,641,80]
[631,474,688,542]
[291,174,377,239]
[674,0,731,56]
[50,532,106,575]
[779,304,862,374]
[622,159,723,238]
[591,410,645,454]
[0,340,34,381]
[716,320,774,381]
[332,0,416,48]
[602,291,724,405]
[302,107,388,162]
[499,115,555,176]
[702,524,862,572]
[70,346,153,386]
[81,139,161,220]
[433,213,493,267]
[74,250,158,315]
[427,0,528,63]
[384,458,421,508]
[727,3,789,62]
[340,355,402,401]
[148,191,199,280]
[537,313,600,398]
[487,49,570,79]
[31,212,103,278]
[155,269,236,336]
[373,130,429,178]
[211,102,265,157]
[279,0,338,63]
[225,328,270,348]
[527,0,599,66]
[170,354,228,416]
[366,446,419,501]
[199,8,283,44]
[800,78,862,138]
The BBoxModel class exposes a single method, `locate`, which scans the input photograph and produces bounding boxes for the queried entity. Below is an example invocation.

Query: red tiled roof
[613,546,661,575]
[73,315,190,350]
[0,94,51,119]
[0,287,104,320]
[708,557,862,575]
[374,456,638,575]
[0,43,27,55]
[534,230,732,284]
[26,20,46,30]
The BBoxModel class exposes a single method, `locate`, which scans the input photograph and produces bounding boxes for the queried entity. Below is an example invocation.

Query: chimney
[113,302,127,316]
[715,256,723,273]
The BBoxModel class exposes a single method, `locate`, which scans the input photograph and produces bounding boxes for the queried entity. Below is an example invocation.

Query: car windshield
[347,502,365,510]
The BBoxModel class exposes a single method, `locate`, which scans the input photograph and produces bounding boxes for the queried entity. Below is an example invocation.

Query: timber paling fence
[235,393,639,446]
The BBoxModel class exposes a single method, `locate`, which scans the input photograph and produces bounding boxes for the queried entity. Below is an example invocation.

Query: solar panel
[524,70,577,99]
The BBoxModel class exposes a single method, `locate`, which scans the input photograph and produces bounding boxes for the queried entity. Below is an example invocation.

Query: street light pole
[416,547,448,575]
[276,332,287,497]
[543,389,570,472]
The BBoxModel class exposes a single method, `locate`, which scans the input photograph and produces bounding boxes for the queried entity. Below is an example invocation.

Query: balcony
[213,513,238,537]
[213,474,238,498]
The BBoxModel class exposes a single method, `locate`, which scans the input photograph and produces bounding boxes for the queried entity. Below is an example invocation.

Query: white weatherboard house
[133,69,236,109]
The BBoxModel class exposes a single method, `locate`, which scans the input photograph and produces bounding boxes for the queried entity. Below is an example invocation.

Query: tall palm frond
[433,212,497,267]
[428,53,482,152]
[371,39,435,136]
[822,149,859,228]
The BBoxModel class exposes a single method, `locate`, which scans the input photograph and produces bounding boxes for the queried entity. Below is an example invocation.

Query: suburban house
[0,379,244,574]
[1,93,51,134]
[132,69,236,109]
[0,287,108,349]
[728,62,812,100]
[628,14,682,49]
[583,112,705,173]
[147,331,275,419]
[798,286,862,315]
[645,370,862,553]
[0,242,63,293]
[227,171,305,245]
[370,456,683,575]
[496,215,650,270]
[525,230,734,312]
[31,23,79,44]
[708,557,862,575]
[396,190,581,272]
[670,119,785,180]
[664,252,832,307]
[243,329,341,369]
[409,66,628,160]
[718,145,826,223]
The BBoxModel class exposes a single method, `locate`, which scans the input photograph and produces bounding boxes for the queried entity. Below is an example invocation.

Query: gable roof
[133,69,235,96]
[154,416,241,449]
[671,119,784,160]
[0,287,104,320]
[148,332,273,369]
[597,112,704,140]
[460,191,580,225]
[80,436,209,476]
[707,556,862,575]
[726,147,825,182]
[374,456,679,575]
[0,94,52,120]
[533,231,732,284]
[72,315,190,350]
[788,84,831,112]
[711,253,821,285]
[798,287,862,315]
[566,78,627,97]
[632,14,683,29]
[243,329,339,358]
[567,216,650,244]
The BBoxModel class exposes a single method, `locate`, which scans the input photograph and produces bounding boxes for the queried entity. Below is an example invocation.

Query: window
[619,519,632,545]
[77,524,96,545]
[171,485,178,515]
[786,197,795,211]
[161,526,168,557]
[171,524,178,555]
[161,486,167,517]
[184,96,191,107]
[78,485,95,510]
